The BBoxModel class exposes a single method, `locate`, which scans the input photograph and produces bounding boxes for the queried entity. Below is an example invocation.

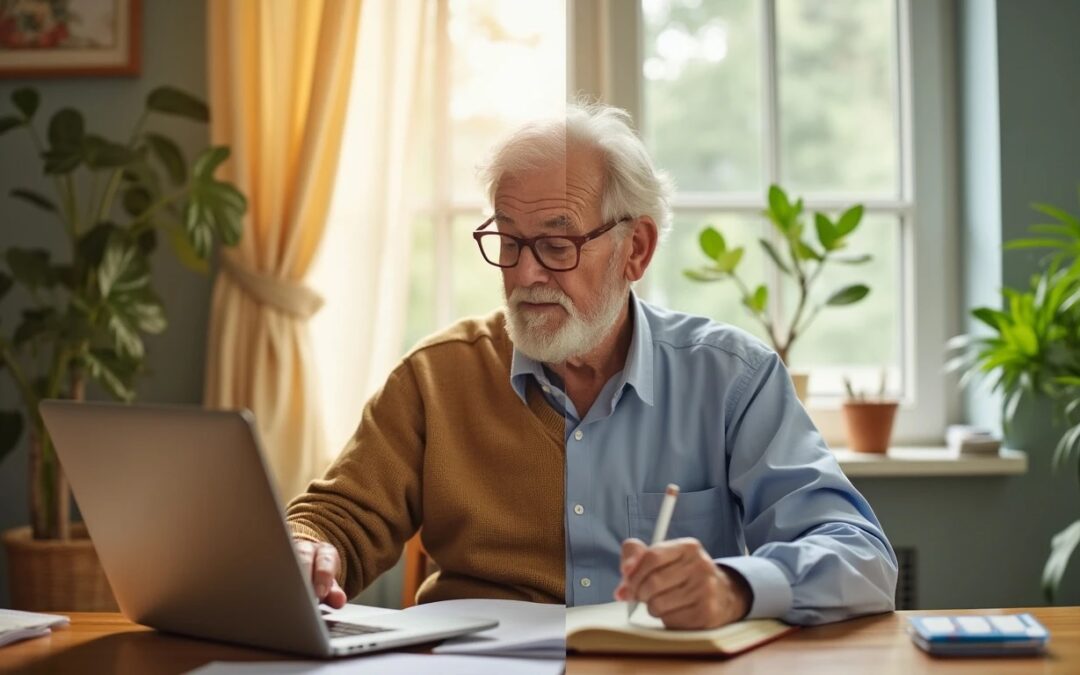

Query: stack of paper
[0,609,70,648]
[406,599,566,659]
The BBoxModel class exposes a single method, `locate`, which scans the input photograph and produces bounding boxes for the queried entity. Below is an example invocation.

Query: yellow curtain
[203,0,361,501]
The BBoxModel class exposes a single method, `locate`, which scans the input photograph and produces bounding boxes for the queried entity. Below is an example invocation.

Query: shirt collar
[509,291,655,407]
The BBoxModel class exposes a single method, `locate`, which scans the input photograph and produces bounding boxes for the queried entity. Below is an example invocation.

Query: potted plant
[684,184,872,400]
[0,86,246,610]
[947,195,1080,602]
[840,373,898,453]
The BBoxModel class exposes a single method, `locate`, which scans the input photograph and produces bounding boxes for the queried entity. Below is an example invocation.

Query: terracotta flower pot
[841,400,899,453]
[2,522,118,611]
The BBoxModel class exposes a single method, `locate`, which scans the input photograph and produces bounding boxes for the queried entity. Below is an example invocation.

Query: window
[404,0,567,350]
[410,0,958,444]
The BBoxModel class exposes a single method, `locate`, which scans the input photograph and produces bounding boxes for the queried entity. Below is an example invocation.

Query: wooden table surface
[1,607,1077,674]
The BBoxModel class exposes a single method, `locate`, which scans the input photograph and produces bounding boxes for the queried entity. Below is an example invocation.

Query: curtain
[203,0,361,501]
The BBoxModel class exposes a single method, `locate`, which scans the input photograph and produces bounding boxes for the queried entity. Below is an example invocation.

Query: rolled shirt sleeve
[719,352,898,625]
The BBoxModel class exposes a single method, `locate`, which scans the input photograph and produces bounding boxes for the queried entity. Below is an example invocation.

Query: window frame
[569,0,961,446]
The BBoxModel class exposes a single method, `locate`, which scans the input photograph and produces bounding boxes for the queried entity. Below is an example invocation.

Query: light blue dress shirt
[510,292,898,625]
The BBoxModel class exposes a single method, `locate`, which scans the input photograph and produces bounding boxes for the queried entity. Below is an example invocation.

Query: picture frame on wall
[0,0,140,78]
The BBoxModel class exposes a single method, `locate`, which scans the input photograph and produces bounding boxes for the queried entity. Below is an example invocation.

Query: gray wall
[0,2,211,608]
[856,0,1080,610]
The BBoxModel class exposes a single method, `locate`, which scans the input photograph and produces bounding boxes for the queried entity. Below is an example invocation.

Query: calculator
[907,613,1049,656]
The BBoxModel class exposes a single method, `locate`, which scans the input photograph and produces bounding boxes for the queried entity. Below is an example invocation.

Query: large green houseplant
[0,86,245,608]
[947,194,1080,601]
[684,184,872,398]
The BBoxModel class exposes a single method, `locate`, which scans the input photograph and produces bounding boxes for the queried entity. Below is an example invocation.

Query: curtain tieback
[220,255,325,320]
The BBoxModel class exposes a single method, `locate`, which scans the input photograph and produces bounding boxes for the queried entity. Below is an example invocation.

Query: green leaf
[825,284,870,306]
[744,284,768,314]
[715,247,744,274]
[972,307,1008,331]
[836,204,864,237]
[13,307,59,346]
[76,222,122,269]
[5,248,54,290]
[0,116,22,136]
[42,149,82,175]
[0,410,24,464]
[767,185,791,223]
[1031,202,1080,233]
[122,186,153,217]
[1005,238,1073,251]
[144,133,186,185]
[814,213,838,250]
[81,350,137,402]
[122,159,163,200]
[48,108,84,150]
[11,88,39,119]
[832,253,872,265]
[193,146,230,178]
[758,238,792,275]
[83,134,139,169]
[146,87,209,122]
[0,272,12,301]
[1042,520,1080,602]
[794,241,823,261]
[97,238,150,299]
[10,188,57,213]
[699,226,726,261]
[682,268,723,282]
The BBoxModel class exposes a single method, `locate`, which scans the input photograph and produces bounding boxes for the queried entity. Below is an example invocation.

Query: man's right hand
[292,539,347,608]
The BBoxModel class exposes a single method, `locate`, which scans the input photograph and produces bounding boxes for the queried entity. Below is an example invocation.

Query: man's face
[494,146,630,363]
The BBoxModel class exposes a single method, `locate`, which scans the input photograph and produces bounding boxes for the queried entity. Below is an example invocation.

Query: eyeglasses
[472,216,631,272]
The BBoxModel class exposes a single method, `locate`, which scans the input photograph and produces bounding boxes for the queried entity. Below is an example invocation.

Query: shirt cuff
[715,555,793,620]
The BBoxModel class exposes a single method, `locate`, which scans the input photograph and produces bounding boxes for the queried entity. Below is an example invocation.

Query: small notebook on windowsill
[565,602,796,657]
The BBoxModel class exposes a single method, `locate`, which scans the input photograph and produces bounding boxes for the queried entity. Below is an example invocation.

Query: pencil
[628,483,680,620]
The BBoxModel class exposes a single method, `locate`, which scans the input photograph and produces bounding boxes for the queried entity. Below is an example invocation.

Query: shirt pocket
[628,486,726,556]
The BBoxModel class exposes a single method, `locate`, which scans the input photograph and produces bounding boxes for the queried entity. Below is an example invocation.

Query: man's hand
[292,539,347,608]
[613,537,752,630]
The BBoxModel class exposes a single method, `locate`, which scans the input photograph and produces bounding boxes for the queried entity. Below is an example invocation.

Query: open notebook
[566,602,796,656]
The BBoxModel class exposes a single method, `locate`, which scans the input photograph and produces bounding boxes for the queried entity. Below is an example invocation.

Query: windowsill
[832,447,1028,478]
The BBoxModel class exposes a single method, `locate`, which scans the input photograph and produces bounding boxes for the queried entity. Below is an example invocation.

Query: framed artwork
[0,0,140,78]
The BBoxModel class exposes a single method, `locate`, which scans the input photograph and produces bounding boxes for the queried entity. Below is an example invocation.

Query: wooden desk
[1,607,1077,674]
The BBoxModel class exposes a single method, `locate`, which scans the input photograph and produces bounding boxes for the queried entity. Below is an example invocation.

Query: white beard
[503,258,629,364]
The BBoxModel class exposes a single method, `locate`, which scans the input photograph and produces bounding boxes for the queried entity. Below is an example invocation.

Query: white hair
[478,103,674,239]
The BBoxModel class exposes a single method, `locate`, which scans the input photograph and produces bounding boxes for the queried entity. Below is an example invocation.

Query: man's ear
[624,217,659,282]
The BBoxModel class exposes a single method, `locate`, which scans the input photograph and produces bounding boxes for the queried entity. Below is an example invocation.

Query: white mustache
[508,286,573,313]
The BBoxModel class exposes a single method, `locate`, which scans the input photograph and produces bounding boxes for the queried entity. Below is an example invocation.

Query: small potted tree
[0,86,246,610]
[684,184,872,400]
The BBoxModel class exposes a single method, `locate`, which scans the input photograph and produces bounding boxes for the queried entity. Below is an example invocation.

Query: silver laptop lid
[40,400,332,656]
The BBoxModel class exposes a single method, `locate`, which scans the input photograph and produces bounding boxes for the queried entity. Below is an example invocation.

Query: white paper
[0,609,70,648]
[186,653,564,675]
[319,602,401,623]
[404,599,565,657]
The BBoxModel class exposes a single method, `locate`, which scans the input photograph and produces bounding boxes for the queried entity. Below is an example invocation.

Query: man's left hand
[613,537,752,629]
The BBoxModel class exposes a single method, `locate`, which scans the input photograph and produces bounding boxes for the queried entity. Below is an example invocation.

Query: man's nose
[512,245,552,286]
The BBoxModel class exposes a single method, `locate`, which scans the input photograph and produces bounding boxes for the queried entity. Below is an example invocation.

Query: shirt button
[574,429,584,441]
[580,577,591,588]
[573,504,584,515]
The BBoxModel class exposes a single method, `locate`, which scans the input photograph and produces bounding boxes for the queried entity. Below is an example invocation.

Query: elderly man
[287,104,897,629]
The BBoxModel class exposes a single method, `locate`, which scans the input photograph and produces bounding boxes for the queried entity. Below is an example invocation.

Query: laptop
[39,400,498,658]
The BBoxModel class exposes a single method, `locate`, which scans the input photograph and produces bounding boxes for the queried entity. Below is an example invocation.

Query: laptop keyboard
[325,619,394,638]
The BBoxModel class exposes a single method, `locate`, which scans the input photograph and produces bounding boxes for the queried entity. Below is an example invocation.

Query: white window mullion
[759,0,787,346]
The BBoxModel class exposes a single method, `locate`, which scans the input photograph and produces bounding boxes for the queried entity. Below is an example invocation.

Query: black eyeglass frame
[472,215,633,272]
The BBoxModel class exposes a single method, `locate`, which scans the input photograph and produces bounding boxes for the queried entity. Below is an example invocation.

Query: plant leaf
[10,188,57,213]
[83,134,138,169]
[1042,519,1080,602]
[1031,203,1080,233]
[825,284,870,306]
[758,238,792,275]
[5,248,54,290]
[11,88,39,119]
[122,186,152,217]
[814,213,838,250]
[144,132,186,185]
[0,116,22,136]
[716,247,744,274]
[81,350,137,402]
[48,108,84,151]
[192,146,230,179]
[699,226,726,261]
[164,220,209,274]
[146,87,209,122]
[836,204,864,237]
[0,272,12,301]
[42,149,82,175]
[794,241,823,261]
[833,253,872,265]
[0,410,24,464]
[744,284,768,314]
